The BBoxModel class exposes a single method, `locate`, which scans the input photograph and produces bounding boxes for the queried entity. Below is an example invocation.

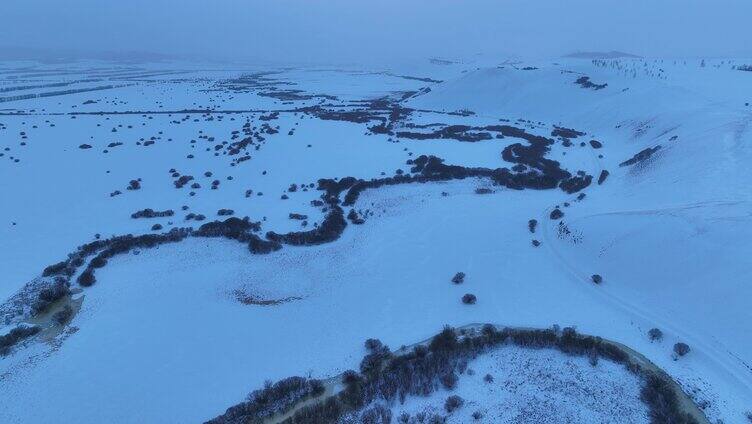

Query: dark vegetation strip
[620,146,662,167]
[0,79,104,93]
[130,208,175,219]
[37,121,593,292]
[575,76,608,90]
[0,84,134,103]
[207,325,705,424]
[0,325,41,356]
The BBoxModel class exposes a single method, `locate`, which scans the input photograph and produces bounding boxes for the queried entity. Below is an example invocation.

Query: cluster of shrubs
[0,325,41,356]
[267,207,346,246]
[174,175,194,188]
[575,76,608,90]
[620,146,662,167]
[76,228,193,287]
[130,208,174,219]
[127,179,141,190]
[559,174,593,194]
[208,376,325,424]
[528,219,537,233]
[185,213,206,221]
[193,217,281,255]
[31,277,70,315]
[42,215,285,291]
[396,125,494,142]
[337,153,588,216]
[461,294,477,304]
[213,324,703,424]
[551,126,585,139]
[43,261,74,278]
[347,209,365,225]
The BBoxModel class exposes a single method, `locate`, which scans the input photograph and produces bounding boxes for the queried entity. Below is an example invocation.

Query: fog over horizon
[3,0,752,65]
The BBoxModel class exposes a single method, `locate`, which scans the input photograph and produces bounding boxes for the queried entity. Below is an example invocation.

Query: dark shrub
[591,274,603,284]
[673,343,690,357]
[483,373,494,383]
[451,272,465,284]
[151,224,163,231]
[528,219,537,233]
[33,279,70,314]
[550,208,564,220]
[208,376,325,424]
[89,256,107,268]
[217,209,234,216]
[347,209,365,224]
[462,293,477,304]
[365,338,384,352]
[640,373,698,424]
[440,372,458,390]
[360,404,392,424]
[598,169,609,185]
[78,269,96,286]
[248,235,282,254]
[620,146,662,167]
[532,239,540,247]
[472,411,483,420]
[266,207,346,246]
[360,342,391,377]
[444,395,464,413]
[0,325,41,356]
[429,326,458,353]
[648,328,663,342]
[174,175,194,188]
[588,348,599,366]
[42,261,69,277]
[131,208,174,219]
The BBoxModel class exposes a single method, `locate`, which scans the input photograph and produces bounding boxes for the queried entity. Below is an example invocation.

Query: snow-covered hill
[0,57,750,423]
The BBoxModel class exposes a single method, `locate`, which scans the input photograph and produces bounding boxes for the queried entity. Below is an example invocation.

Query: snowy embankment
[209,324,705,424]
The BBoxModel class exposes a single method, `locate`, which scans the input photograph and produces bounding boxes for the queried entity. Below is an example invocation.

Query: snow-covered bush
[444,395,464,413]
[648,328,663,342]
[32,278,70,315]
[673,342,690,357]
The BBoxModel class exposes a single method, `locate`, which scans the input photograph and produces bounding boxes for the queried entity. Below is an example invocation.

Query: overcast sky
[2,0,751,64]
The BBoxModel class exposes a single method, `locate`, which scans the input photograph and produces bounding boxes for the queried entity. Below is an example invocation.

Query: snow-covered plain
[0,57,751,423]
